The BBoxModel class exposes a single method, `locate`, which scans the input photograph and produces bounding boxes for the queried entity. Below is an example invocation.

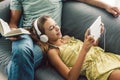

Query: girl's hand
[93,22,105,46]
[83,29,95,52]
[100,23,104,34]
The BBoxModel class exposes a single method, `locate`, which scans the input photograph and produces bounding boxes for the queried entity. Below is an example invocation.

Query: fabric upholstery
[1,0,120,80]
[62,1,120,55]
[0,0,10,22]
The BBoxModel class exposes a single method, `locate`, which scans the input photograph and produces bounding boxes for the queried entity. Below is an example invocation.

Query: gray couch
[1,0,120,80]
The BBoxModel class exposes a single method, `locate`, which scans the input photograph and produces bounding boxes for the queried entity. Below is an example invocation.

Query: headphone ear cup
[40,34,48,43]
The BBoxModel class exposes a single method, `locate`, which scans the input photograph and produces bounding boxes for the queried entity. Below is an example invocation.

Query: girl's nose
[55,25,60,31]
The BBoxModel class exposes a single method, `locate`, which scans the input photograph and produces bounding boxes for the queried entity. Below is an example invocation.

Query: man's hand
[6,28,21,41]
[6,35,21,41]
[106,6,120,17]
[79,0,120,17]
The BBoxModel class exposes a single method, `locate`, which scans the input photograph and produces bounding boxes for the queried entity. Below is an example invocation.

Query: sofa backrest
[62,1,120,54]
[0,0,10,22]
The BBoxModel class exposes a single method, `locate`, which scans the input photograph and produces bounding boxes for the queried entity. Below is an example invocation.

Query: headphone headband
[34,18,41,36]
[33,18,48,43]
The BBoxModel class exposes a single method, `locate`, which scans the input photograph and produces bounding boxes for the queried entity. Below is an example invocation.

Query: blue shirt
[10,0,62,27]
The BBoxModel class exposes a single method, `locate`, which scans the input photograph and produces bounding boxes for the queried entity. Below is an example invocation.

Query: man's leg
[7,35,43,80]
[33,44,43,69]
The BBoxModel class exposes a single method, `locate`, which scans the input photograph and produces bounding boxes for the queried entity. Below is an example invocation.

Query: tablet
[89,16,102,40]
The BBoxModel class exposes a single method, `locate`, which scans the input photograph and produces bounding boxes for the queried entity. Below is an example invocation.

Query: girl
[29,15,120,80]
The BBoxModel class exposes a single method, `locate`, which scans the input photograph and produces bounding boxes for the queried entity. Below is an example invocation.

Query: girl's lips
[56,33,59,35]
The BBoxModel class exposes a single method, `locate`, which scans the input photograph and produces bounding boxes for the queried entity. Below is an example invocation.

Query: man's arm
[75,0,120,17]
[9,10,22,28]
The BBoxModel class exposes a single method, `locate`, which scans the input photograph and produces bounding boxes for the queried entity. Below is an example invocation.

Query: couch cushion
[0,37,12,66]
[35,65,87,80]
[62,1,120,55]
[35,66,64,80]
[0,37,12,80]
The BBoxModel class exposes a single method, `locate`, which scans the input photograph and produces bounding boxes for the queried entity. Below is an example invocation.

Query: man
[8,1,62,80]
[7,0,120,80]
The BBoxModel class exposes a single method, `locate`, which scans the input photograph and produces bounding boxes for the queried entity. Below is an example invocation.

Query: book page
[3,28,30,37]
[89,16,102,40]
[0,18,11,35]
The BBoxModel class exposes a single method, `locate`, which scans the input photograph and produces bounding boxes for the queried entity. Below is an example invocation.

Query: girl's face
[43,18,62,42]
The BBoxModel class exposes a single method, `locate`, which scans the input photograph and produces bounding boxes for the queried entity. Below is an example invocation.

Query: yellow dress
[58,37,120,80]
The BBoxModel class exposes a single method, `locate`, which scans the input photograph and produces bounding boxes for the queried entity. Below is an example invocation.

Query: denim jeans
[7,35,43,80]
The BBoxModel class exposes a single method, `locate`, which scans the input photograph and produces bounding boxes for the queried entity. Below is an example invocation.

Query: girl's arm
[48,48,87,80]
[47,30,94,80]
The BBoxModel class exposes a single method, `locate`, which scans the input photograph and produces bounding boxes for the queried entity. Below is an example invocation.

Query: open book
[0,18,30,37]
[89,16,102,40]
